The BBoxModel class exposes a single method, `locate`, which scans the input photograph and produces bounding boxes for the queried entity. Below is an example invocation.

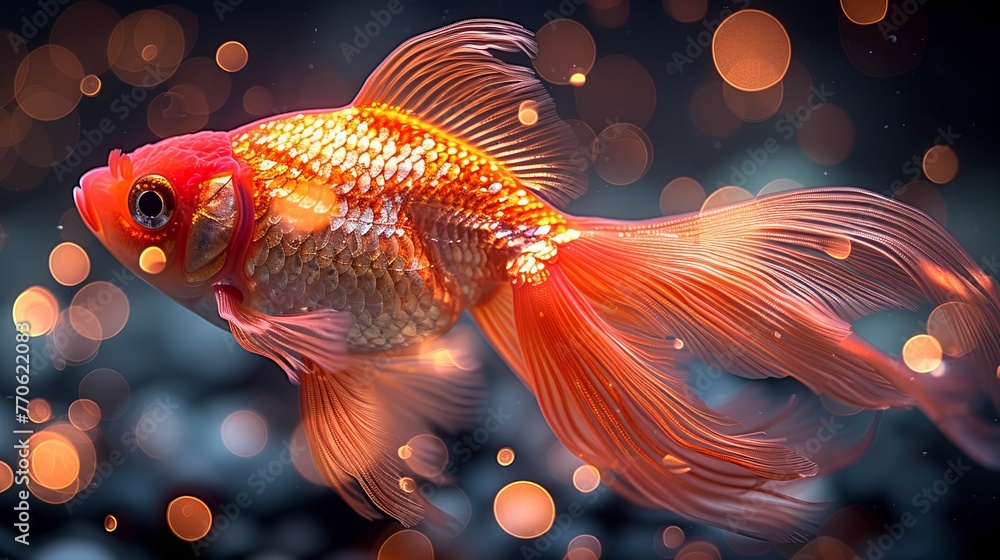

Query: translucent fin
[215,285,350,383]
[353,19,587,207]
[300,348,482,529]
[300,360,423,524]
[509,264,822,541]
[373,329,485,440]
[712,384,881,476]
[469,285,531,386]
[562,187,1000,468]
[216,285,482,527]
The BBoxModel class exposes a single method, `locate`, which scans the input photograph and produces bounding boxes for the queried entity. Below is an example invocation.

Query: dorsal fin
[353,19,587,207]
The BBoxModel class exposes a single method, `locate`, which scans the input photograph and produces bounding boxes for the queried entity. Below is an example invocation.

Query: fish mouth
[73,186,101,235]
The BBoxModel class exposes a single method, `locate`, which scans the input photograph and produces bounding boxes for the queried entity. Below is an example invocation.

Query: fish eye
[128,174,175,229]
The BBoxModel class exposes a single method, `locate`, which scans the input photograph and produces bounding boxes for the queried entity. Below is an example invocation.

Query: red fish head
[74,131,252,301]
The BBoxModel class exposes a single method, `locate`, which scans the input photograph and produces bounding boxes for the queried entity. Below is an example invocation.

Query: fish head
[74,131,252,300]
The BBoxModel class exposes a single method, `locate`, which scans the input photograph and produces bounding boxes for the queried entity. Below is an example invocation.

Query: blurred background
[1,0,999,558]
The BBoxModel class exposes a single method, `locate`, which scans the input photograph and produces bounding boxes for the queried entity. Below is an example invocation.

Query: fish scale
[230,104,549,351]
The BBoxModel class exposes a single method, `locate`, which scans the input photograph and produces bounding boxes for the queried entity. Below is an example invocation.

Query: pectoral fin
[214,285,351,383]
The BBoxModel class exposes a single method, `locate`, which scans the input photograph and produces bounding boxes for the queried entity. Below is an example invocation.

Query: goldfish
[73,19,1000,541]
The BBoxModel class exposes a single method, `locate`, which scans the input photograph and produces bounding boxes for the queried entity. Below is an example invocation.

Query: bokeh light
[663,525,685,548]
[0,461,12,493]
[701,185,753,212]
[216,40,249,72]
[27,398,52,423]
[378,529,434,560]
[723,81,783,122]
[169,57,232,114]
[675,540,722,560]
[291,423,325,485]
[49,242,90,286]
[575,55,656,129]
[497,447,515,467]
[166,496,212,541]
[107,10,185,86]
[689,78,742,139]
[893,180,947,225]
[403,434,448,478]
[30,434,80,490]
[587,0,630,28]
[12,286,59,336]
[928,302,977,357]
[399,477,416,493]
[593,123,653,186]
[243,85,274,116]
[139,245,168,274]
[532,19,596,86]
[51,1,121,75]
[902,334,944,373]
[660,177,706,215]
[71,281,130,340]
[14,44,84,121]
[572,464,601,493]
[135,403,181,459]
[49,306,102,366]
[712,9,791,91]
[68,399,103,431]
[518,100,539,126]
[757,178,805,197]
[147,84,211,138]
[922,145,959,184]
[78,368,130,420]
[567,534,602,560]
[221,409,269,457]
[493,481,556,539]
[664,0,708,23]
[791,535,857,560]
[841,0,888,25]
[796,103,856,165]
[80,74,102,97]
[27,422,96,505]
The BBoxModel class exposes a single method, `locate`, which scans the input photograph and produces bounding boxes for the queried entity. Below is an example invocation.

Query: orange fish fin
[371,331,485,440]
[301,348,481,530]
[506,265,820,541]
[560,186,1000,468]
[215,285,351,383]
[300,360,424,525]
[469,285,531,386]
[352,19,586,207]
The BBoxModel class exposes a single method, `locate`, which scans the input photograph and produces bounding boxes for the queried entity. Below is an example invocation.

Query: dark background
[1,1,999,559]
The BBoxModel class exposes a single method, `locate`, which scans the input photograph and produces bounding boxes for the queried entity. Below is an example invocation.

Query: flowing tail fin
[472,187,1000,541]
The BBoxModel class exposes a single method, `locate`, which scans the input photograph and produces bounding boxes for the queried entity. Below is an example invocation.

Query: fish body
[74,19,1000,541]
[231,104,567,350]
